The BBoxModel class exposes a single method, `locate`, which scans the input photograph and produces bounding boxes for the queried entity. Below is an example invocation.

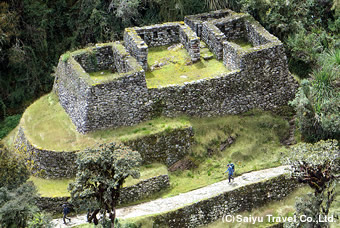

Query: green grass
[163,110,290,197]
[230,38,253,50]
[30,163,168,197]
[30,176,74,197]
[145,44,230,88]
[88,70,121,83]
[19,93,190,151]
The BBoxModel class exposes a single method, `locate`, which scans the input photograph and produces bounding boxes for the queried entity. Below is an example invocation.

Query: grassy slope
[164,110,290,197]
[31,163,168,197]
[15,92,290,197]
[145,44,230,88]
[20,93,190,151]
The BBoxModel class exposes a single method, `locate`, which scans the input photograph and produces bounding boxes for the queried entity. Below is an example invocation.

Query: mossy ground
[230,38,253,50]
[6,92,292,198]
[145,44,230,88]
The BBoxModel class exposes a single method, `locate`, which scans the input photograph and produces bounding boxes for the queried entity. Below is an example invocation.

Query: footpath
[52,166,290,227]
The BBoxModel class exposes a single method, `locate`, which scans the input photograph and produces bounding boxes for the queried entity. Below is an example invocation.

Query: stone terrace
[53,8,298,133]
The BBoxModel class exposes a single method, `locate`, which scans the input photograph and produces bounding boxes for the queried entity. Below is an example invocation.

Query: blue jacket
[225,166,234,175]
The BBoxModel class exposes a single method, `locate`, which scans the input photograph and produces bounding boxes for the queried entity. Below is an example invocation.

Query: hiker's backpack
[230,163,235,172]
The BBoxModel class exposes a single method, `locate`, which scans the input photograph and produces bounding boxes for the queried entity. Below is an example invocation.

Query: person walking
[63,203,71,224]
[225,164,234,183]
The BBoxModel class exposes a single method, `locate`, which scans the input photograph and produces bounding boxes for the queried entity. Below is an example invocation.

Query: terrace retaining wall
[14,125,193,178]
[35,175,170,214]
[146,175,299,227]
[15,127,78,178]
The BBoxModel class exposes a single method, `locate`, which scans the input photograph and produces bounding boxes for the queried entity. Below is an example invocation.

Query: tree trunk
[88,209,100,225]
[109,208,116,228]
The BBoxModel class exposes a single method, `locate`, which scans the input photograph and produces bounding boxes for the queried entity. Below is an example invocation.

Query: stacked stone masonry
[14,126,193,178]
[124,22,200,70]
[148,175,299,227]
[35,175,170,214]
[53,9,298,135]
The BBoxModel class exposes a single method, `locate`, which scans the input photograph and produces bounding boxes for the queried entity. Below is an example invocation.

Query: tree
[0,143,29,190]
[69,142,142,228]
[0,181,52,228]
[283,139,339,228]
[0,143,52,228]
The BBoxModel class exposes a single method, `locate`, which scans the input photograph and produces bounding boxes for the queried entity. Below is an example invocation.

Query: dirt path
[52,166,290,227]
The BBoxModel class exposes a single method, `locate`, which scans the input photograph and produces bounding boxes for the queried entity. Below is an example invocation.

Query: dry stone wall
[53,57,92,133]
[184,9,232,37]
[201,22,226,60]
[125,127,194,167]
[245,19,271,46]
[146,175,299,227]
[124,23,200,69]
[14,125,193,178]
[214,16,247,41]
[148,68,297,117]
[179,24,200,62]
[86,71,150,131]
[15,127,77,178]
[54,9,298,135]
[73,44,115,73]
[35,175,170,214]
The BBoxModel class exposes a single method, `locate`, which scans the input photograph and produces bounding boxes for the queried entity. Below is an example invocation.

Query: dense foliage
[283,140,339,227]
[69,142,142,227]
[0,144,52,227]
[0,182,52,228]
[290,49,340,142]
[0,114,21,140]
[0,143,29,190]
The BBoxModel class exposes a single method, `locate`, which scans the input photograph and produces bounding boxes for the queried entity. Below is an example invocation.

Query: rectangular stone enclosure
[54,9,298,133]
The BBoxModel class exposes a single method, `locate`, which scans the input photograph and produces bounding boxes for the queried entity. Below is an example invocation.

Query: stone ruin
[53,9,298,133]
